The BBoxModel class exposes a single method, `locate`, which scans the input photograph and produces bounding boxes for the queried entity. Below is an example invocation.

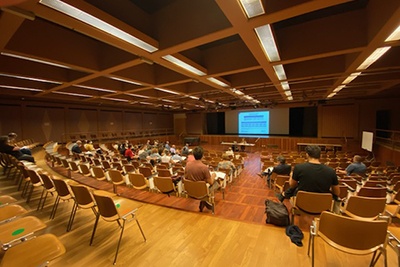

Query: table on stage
[297,143,342,153]
[221,141,255,152]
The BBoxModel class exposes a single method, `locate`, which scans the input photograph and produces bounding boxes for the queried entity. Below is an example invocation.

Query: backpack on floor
[265,199,290,226]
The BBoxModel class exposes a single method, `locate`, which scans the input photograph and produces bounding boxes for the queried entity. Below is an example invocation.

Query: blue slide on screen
[238,111,269,134]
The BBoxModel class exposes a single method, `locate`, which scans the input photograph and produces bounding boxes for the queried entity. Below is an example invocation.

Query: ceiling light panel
[0,85,43,92]
[255,24,281,62]
[385,25,400,42]
[273,64,287,80]
[52,91,92,98]
[0,73,62,84]
[1,52,70,69]
[155,87,181,95]
[207,77,229,87]
[75,84,116,93]
[239,0,265,18]
[162,55,206,76]
[109,76,142,86]
[342,72,361,85]
[39,0,158,53]
[357,47,391,70]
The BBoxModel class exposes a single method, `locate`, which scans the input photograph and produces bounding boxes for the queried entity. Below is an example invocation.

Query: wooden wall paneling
[24,105,65,143]
[98,110,123,134]
[320,104,358,138]
[66,108,98,140]
[124,111,143,133]
[186,113,203,135]
[0,104,22,138]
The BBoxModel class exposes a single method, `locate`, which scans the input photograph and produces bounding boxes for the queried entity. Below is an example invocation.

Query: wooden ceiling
[0,0,400,111]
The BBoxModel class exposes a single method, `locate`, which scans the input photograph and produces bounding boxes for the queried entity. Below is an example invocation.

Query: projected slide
[238,111,269,134]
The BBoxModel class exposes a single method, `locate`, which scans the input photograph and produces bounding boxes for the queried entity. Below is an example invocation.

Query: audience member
[8,132,32,155]
[171,149,183,163]
[71,140,83,154]
[149,147,161,162]
[185,146,219,212]
[218,154,236,176]
[169,145,176,154]
[181,143,189,156]
[124,144,135,161]
[225,147,234,156]
[337,155,367,177]
[278,145,339,202]
[0,135,35,162]
[161,149,172,164]
[186,150,195,163]
[164,141,171,151]
[258,155,291,180]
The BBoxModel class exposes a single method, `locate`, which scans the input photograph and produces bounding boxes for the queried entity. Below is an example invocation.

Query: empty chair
[291,191,333,225]
[25,169,44,204]
[92,166,107,181]
[274,175,290,193]
[157,168,172,178]
[154,176,179,197]
[68,184,98,232]
[37,173,56,211]
[128,173,150,190]
[357,187,387,198]
[91,191,146,265]
[67,161,80,174]
[308,211,388,267]
[78,163,92,177]
[341,196,386,221]
[0,195,17,207]
[50,177,73,220]
[183,178,215,214]
[139,166,155,179]
[0,233,65,267]
[0,216,46,250]
[387,226,400,267]
[364,180,386,188]
[0,204,28,224]
[108,169,126,194]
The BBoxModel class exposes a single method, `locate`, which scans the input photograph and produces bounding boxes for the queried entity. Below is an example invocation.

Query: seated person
[225,147,234,156]
[217,154,236,176]
[169,144,176,154]
[8,132,32,155]
[149,148,161,163]
[259,155,291,179]
[0,136,35,163]
[337,155,366,177]
[186,150,195,163]
[278,145,339,202]
[171,149,183,163]
[160,149,173,165]
[181,143,189,156]
[71,140,83,154]
[124,144,135,161]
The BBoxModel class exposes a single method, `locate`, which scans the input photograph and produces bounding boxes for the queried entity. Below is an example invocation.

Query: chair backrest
[157,169,172,177]
[70,184,95,208]
[92,166,106,179]
[68,161,79,172]
[364,180,385,187]
[39,173,55,191]
[154,176,175,194]
[51,178,72,199]
[294,191,333,214]
[78,163,91,175]
[108,169,124,183]
[128,173,148,189]
[131,160,140,169]
[357,187,387,198]
[123,164,136,174]
[318,211,388,252]
[26,169,42,185]
[92,192,118,222]
[60,158,70,169]
[343,196,386,220]
[139,167,153,178]
[183,179,209,200]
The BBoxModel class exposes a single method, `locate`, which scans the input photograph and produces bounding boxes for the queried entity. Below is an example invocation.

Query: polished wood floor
[0,147,398,266]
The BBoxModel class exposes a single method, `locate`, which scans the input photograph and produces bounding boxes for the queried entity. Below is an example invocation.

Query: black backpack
[265,199,290,226]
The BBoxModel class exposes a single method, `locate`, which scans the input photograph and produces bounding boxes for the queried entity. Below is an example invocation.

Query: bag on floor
[265,199,290,226]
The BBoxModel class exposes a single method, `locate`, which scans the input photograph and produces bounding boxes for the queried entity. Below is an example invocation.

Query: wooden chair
[183,178,215,214]
[0,234,66,267]
[385,191,400,219]
[123,164,136,174]
[308,211,388,267]
[25,169,44,204]
[67,161,80,174]
[139,166,155,179]
[0,195,17,207]
[128,173,150,190]
[68,184,98,232]
[91,191,146,265]
[0,216,46,250]
[50,177,73,220]
[357,187,387,198]
[0,204,28,224]
[91,166,107,181]
[108,169,126,194]
[154,176,179,197]
[274,175,290,193]
[291,191,333,225]
[38,173,56,211]
[341,196,386,221]
[157,168,172,178]
[78,163,92,177]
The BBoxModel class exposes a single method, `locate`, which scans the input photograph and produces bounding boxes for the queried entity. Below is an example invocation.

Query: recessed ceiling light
[53,91,92,98]
[239,0,265,18]
[207,77,229,87]
[162,55,206,76]
[0,85,43,92]
[357,47,391,70]
[155,87,181,95]
[1,52,70,69]
[39,0,158,53]
[255,24,280,62]
[75,84,116,93]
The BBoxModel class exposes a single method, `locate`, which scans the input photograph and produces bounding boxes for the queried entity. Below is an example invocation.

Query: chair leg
[67,201,78,232]
[50,196,60,220]
[40,191,49,211]
[26,184,34,204]
[37,188,46,211]
[90,214,100,246]
[113,220,126,265]
[311,235,315,267]
[135,218,147,242]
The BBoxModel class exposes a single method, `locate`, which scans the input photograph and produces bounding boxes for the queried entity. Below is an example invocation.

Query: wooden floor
[0,146,398,266]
